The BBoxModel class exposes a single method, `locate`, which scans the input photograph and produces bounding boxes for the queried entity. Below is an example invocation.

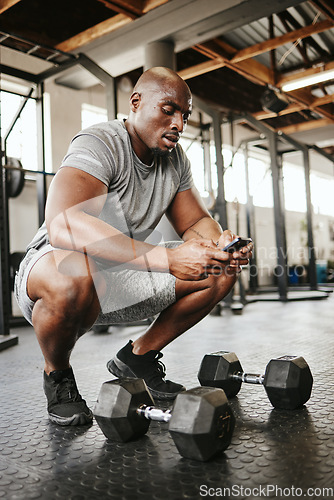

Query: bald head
[125,66,192,164]
[133,67,191,101]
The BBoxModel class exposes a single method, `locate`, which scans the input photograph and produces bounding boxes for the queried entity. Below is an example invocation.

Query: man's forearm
[48,210,171,273]
[182,216,223,245]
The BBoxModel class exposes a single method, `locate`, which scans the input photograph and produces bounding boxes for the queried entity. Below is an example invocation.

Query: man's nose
[171,111,184,133]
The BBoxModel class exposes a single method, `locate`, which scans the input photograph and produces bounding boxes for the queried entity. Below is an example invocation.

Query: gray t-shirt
[27,119,193,251]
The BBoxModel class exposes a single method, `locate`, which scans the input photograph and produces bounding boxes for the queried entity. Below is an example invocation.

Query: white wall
[9,181,39,251]
[46,80,107,172]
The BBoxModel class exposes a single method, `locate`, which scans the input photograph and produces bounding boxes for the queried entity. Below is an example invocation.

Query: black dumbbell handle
[231,372,265,385]
[136,405,172,423]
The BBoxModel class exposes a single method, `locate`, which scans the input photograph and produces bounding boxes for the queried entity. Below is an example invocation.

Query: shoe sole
[48,409,93,426]
[107,357,185,401]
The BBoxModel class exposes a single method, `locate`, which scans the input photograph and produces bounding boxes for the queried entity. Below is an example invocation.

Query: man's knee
[203,274,228,302]
[28,250,103,315]
[175,272,236,304]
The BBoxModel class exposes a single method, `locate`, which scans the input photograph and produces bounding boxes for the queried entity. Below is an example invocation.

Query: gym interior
[1,1,334,498]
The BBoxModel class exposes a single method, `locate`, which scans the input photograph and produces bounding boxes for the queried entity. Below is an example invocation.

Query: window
[180,137,275,208]
[0,84,52,172]
[310,173,334,216]
[282,163,306,213]
[81,103,108,129]
[1,90,37,170]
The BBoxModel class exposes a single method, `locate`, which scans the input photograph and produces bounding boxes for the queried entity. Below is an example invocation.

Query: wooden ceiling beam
[183,34,333,126]
[95,0,141,19]
[55,13,132,52]
[253,103,304,120]
[277,13,311,66]
[95,0,169,16]
[280,9,330,57]
[0,0,21,14]
[277,59,334,86]
[278,117,333,134]
[230,19,333,63]
[55,0,169,52]
[190,40,273,86]
[289,87,334,121]
[178,59,226,80]
[142,0,170,13]
[313,93,334,105]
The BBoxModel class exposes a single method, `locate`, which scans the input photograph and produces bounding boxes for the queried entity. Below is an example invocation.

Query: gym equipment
[9,252,25,291]
[198,351,313,410]
[5,158,25,198]
[94,378,235,461]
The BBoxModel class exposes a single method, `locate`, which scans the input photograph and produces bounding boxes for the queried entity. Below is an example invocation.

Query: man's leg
[28,249,103,373]
[132,273,237,354]
[108,271,238,400]
[26,249,103,425]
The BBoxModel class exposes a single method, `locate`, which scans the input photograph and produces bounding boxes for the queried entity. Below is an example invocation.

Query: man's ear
[129,92,141,112]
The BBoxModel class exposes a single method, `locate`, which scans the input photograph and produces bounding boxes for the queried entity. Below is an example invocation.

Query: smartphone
[221,237,252,253]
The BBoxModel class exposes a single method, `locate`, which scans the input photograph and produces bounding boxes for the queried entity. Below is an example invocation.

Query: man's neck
[124,120,153,166]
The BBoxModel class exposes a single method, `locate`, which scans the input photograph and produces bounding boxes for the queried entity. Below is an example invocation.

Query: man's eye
[162,107,174,115]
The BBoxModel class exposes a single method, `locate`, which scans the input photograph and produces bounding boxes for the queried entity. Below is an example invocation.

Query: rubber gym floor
[1,293,334,500]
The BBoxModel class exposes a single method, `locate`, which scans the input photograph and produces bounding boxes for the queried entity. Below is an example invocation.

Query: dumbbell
[198,352,313,410]
[94,378,235,461]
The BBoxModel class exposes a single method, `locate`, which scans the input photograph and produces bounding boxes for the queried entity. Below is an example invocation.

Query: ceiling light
[282,69,334,92]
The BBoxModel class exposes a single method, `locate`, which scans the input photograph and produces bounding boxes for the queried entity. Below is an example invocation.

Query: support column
[36,82,47,227]
[0,143,10,337]
[0,130,18,349]
[212,112,228,230]
[192,97,228,232]
[201,120,212,200]
[303,148,317,290]
[268,130,288,301]
[78,54,117,120]
[244,144,258,291]
[144,41,176,70]
[143,40,180,242]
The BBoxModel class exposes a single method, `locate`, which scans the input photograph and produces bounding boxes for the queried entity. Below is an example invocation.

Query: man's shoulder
[74,119,128,146]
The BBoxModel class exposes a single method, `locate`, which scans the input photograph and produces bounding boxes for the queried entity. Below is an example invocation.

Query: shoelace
[147,352,167,382]
[56,377,82,403]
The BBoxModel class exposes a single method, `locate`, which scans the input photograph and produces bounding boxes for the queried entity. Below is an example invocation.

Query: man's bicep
[166,187,211,237]
[46,167,108,223]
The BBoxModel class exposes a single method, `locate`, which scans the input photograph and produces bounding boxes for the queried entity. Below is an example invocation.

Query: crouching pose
[15,67,252,426]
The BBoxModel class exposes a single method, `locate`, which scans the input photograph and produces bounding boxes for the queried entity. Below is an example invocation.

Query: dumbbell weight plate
[197,351,243,398]
[263,355,313,410]
[5,158,25,198]
[94,378,154,442]
[169,386,235,461]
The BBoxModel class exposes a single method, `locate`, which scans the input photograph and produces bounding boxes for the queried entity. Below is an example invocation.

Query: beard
[150,147,172,157]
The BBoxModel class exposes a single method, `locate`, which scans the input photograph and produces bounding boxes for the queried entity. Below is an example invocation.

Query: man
[15,67,252,426]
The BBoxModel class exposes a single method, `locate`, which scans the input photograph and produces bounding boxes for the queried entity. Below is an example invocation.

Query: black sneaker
[106,341,186,401]
[43,367,93,426]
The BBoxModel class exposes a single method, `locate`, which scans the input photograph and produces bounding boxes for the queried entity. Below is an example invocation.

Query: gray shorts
[14,241,181,326]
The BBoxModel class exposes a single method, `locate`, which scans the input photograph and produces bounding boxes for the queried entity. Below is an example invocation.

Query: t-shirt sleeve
[175,144,194,192]
[59,133,115,187]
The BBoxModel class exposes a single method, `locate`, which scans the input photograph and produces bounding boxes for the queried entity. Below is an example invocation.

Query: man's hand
[167,229,253,281]
[167,237,232,281]
[217,230,253,273]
